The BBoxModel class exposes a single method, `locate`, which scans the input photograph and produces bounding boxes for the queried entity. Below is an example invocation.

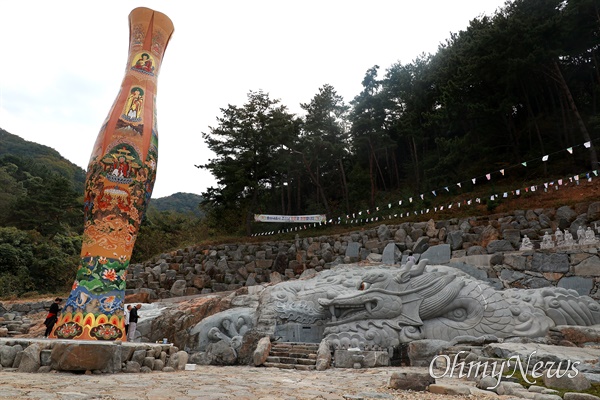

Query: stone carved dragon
[262,259,600,350]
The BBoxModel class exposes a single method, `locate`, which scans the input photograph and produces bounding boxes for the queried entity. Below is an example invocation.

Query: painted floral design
[54,322,83,339]
[102,269,117,282]
[90,323,123,340]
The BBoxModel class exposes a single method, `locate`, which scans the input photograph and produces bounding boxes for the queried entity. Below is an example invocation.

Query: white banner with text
[254,214,326,223]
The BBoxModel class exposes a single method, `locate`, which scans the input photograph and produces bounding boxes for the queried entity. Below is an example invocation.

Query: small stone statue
[554,228,564,247]
[577,225,586,245]
[564,229,575,247]
[520,235,534,250]
[540,232,554,249]
[584,226,598,245]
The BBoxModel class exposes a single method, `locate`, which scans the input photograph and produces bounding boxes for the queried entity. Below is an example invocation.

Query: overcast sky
[0,0,508,199]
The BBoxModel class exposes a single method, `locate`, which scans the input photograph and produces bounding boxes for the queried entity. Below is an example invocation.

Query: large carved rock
[255,259,600,350]
[171,257,600,370]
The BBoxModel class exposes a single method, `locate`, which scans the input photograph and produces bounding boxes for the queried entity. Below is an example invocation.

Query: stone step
[295,364,316,371]
[271,343,319,353]
[263,362,316,371]
[270,351,314,358]
[263,362,296,369]
[266,356,316,365]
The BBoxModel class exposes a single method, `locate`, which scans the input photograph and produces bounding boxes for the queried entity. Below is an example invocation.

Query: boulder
[543,369,591,391]
[17,343,42,372]
[421,244,451,265]
[0,344,21,368]
[388,371,435,391]
[315,339,332,371]
[51,342,120,373]
[170,280,188,297]
[206,340,237,365]
[486,239,514,253]
[251,336,271,367]
[447,231,464,251]
[377,224,392,241]
[382,243,401,265]
[587,202,600,221]
[564,393,600,400]
[556,206,578,227]
[412,236,430,254]
[407,340,450,367]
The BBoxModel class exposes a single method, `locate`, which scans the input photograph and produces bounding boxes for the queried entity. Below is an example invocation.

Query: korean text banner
[254,214,326,223]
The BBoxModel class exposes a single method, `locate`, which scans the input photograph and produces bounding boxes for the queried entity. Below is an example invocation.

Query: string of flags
[251,139,599,236]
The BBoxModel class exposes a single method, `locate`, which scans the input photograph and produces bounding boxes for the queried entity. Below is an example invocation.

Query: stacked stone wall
[125,202,600,300]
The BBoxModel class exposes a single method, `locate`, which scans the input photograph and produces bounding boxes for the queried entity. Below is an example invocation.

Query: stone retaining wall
[0,301,52,337]
[126,202,600,300]
[0,339,189,373]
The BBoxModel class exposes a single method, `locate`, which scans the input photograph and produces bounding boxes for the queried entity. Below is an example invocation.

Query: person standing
[43,298,62,338]
[406,252,416,264]
[128,304,141,341]
[124,305,132,336]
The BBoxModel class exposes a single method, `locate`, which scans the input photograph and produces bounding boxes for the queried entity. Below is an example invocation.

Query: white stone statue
[520,235,534,250]
[540,232,554,249]
[554,228,564,247]
[564,229,575,247]
[584,226,598,245]
[577,225,586,245]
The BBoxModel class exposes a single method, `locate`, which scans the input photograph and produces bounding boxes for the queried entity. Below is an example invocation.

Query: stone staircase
[263,342,319,370]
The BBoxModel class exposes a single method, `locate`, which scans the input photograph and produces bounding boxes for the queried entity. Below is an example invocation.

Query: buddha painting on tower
[50,7,174,341]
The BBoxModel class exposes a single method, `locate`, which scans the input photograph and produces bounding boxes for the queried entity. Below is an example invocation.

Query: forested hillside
[199,0,600,234]
[149,192,204,217]
[0,129,86,193]
[0,130,205,296]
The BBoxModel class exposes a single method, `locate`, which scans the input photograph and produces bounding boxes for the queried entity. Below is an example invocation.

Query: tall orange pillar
[51,7,174,340]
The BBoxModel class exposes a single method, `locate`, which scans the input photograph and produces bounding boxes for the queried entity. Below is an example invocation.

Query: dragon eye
[358,282,370,290]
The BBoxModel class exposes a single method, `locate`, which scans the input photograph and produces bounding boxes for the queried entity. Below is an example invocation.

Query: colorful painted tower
[50,7,174,340]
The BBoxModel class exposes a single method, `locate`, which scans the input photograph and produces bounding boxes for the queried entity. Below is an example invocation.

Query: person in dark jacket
[43,298,62,337]
[128,304,141,341]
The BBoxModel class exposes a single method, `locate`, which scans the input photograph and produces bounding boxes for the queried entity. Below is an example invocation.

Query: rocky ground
[0,365,500,400]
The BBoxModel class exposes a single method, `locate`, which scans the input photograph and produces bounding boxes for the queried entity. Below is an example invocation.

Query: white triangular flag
[486,173,491,180]
[567,147,573,154]
[542,155,549,161]
[584,141,591,148]
[500,169,505,175]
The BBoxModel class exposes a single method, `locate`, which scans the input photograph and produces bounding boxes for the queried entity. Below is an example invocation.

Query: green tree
[199,90,298,234]
[298,84,351,214]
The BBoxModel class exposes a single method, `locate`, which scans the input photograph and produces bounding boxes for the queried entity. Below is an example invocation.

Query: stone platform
[0,338,189,373]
